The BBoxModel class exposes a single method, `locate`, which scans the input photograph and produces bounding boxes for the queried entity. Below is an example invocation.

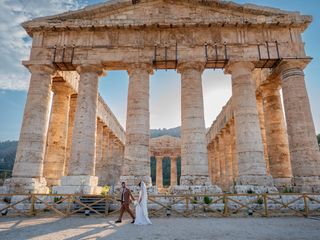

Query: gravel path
[0,216,319,240]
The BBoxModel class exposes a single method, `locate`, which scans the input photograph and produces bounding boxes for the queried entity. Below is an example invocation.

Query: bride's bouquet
[133,200,138,207]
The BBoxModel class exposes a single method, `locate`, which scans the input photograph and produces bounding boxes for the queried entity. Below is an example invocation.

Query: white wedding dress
[134,181,152,225]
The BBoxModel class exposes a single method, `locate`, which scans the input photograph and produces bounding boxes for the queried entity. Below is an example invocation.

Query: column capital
[278,60,309,73]
[224,61,255,74]
[177,61,205,74]
[25,64,56,75]
[76,64,105,76]
[51,80,74,95]
[127,63,153,76]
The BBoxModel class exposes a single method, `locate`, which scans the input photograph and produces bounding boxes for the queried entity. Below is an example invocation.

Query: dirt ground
[0,216,319,240]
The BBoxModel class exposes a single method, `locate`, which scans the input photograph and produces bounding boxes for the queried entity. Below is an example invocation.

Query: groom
[115,181,135,223]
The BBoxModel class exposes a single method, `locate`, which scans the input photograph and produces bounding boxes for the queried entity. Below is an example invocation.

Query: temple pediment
[22,0,311,35]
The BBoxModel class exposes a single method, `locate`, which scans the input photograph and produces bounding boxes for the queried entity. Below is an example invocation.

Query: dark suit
[119,187,135,220]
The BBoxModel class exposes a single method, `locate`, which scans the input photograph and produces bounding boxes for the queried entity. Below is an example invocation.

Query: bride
[134,181,152,225]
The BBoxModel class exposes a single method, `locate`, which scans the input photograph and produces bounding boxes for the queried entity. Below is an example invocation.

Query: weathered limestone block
[178,62,211,185]
[8,64,55,193]
[261,82,292,187]
[44,81,74,187]
[279,61,320,192]
[227,62,274,188]
[121,63,153,187]
[53,64,103,194]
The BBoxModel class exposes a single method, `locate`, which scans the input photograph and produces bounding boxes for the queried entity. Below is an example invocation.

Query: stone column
[226,62,273,188]
[256,93,270,174]
[170,157,178,186]
[95,120,104,170]
[44,81,73,187]
[121,63,153,187]
[230,120,238,180]
[213,138,221,185]
[8,64,55,193]
[53,64,103,194]
[218,131,226,190]
[65,94,77,176]
[207,145,214,183]
[96,127,109,186]
[224,126,233,191]
[156,156,163,188]
[279,61,320,192]
[178,62,210,186]
[261,82,292,187]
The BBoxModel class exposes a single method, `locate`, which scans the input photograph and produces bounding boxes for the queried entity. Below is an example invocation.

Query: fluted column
[65,94,77,175]
[171,157,178,186]
[121,63,153,187]
[96,126,109,186]
[53,64,103,194]
[207,145,214,183]
[256,93,270,174]
[44,81,73,187]
[279,61,320,191]
[95,120,104,169]
[230,120,238,180]
[218,131,226,189]
[178,62,210,186]
[8,64,55,193]
[227,62,273,187]
[156,156,163,188]
[224,126,233,191]
[213,138,221,185]
[261,82,292,187]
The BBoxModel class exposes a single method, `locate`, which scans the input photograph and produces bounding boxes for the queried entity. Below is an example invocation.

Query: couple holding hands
[115,181,152,225]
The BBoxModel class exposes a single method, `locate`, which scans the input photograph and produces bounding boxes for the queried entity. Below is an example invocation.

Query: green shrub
[203,196,213,205]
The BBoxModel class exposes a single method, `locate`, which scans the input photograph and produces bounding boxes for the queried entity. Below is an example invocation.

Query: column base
[180,175,212,186]
[172,175,222,194]
[293,176,320,193]
[273,177,293,188]
[46,179,61,188]
[119,175,152,187]
[4,177,49,194]
[236,175,274,186]
[234,175,278,193]
[118,175,157,194]
[234,185,278,194]
[52,176,101,194]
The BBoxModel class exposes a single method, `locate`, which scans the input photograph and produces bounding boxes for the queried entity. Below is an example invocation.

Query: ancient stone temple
[5,0,320,194]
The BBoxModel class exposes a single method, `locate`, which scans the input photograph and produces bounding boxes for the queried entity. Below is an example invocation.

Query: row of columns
[9,64,125,194]
[155,156,179,188]
[8,59,320,194]
[208,61,320,192]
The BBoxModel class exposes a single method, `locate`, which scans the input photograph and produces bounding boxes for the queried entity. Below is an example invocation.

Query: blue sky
[0,0,319,141]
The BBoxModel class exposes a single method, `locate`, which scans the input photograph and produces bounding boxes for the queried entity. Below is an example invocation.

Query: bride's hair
[138,181,142,187]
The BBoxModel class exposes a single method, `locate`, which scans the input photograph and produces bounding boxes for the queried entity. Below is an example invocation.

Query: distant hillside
[150,126,181,138]
[0,141,17,181]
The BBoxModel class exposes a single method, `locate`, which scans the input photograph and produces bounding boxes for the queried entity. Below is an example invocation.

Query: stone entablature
[22,0,310,71]
[150,135,181,157]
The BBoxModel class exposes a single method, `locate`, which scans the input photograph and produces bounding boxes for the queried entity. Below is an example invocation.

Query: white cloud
[0,0,87,91]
